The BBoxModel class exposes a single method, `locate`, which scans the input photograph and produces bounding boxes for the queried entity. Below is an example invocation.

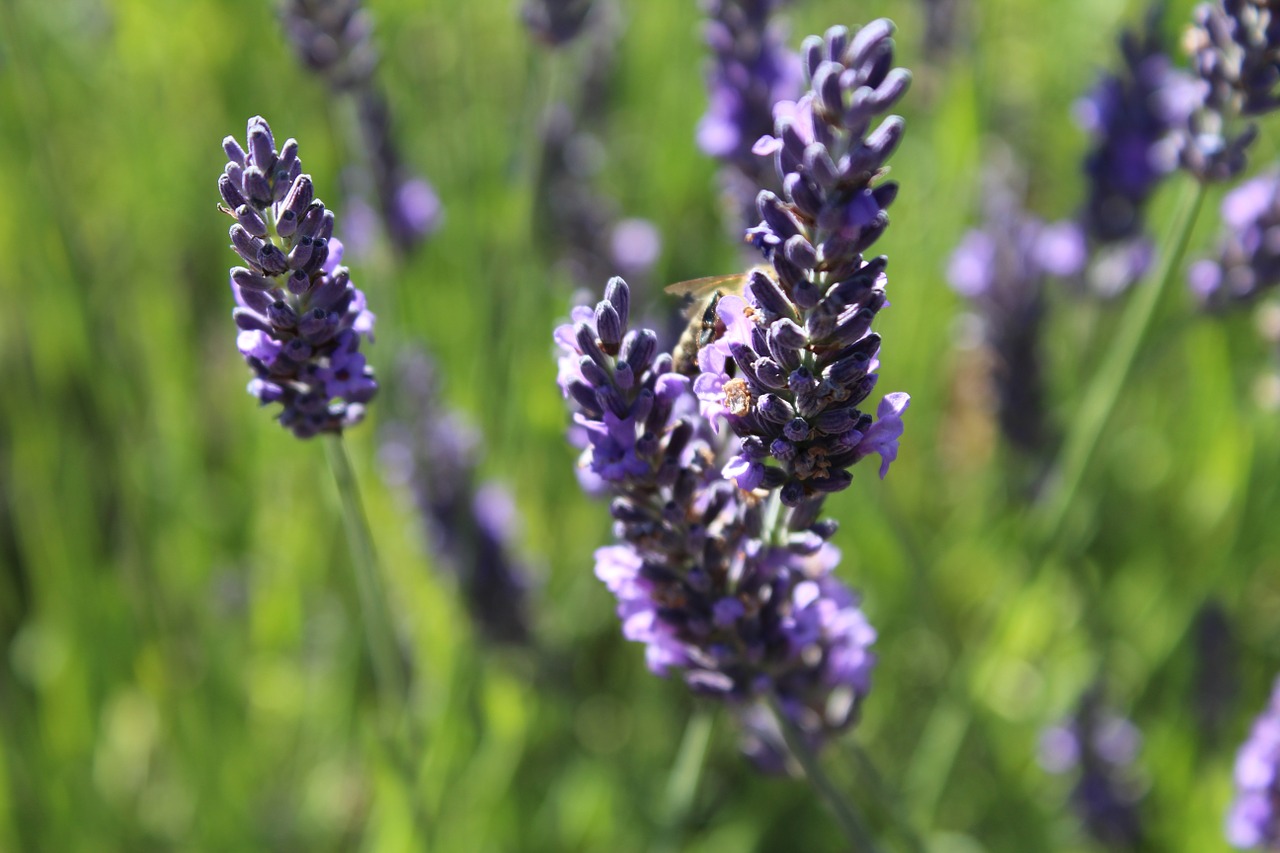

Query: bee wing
[663,273,746,298]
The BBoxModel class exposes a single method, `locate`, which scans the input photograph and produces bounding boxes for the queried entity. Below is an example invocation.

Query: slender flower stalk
[1035,180,1206,543]
[217,116,377,438]
[326,435,408,710]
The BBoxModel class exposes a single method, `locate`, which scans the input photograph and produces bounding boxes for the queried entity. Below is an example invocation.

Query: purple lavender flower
[694,20,912,507]
[1188,170,1280,306]
[1227,675,1280,848]
[556,277,877,752]
[947,186,1085,458]
[1173,0,1280,181]
[1040,690,1145,849]
[354,89,443,253]
[282,1,441,255]
[217,116,377,438]
[379,351,531,645]
[281,0,378,90]
[1075,8,1197,289]
[521,0,594,46]
[697,0,804,231]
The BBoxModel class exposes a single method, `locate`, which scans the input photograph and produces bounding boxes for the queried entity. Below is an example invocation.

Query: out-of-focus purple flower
[281,0,378,90]
[1075,8,1195,290]
[1040,690,1145,849]
[1189,171,1280,307]
[217,116,376,438]
[354,90,442,254]
[947,183,1081,460]
[698,0,804,230]
[1173,0,1279,181]
[695,20,912,507]
[379,351,532,645]
[557,277,878,755]
[1194,600,1239,743]
[521,0,594,47]
[609,218,663,279]
[1227,675,1280,848]
[281,1,441,255]
[919,0,967,58]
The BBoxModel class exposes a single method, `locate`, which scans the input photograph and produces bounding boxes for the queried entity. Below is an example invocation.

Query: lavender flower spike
[698,0,803,230]
[380,351,531,645]
[1039,690,1145,848]
[218,116,377,438]
[697,20,912,506]
[1227,675,1280,848]
[1075,7,1197,290]
[556,277,877,753]
[1174,0,1280,181]
[1189,170,1280,307]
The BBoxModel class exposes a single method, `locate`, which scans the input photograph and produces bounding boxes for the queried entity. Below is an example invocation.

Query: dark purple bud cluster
[1227,675,1280,848]
[947,187,1085,457]
[1040,690,1145,849]
[1188,170,1280,306]
[556,277,877,752]
[1075,8,1197,290]
[695,20,912,507]
[218,116,377,438]
[281,0,378,91]
[521,0,595,47]
[1174,0,1280,181]
[281,0,441,255]
[697,0,803,231]
[380,351,532,646]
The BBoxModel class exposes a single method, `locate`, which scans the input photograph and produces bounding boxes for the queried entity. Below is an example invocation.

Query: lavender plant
[521,0,595,46]
[557,18,911,765]
[1174,0,1280,181]
[947,182,1085,461]
[1189,170,1280,306]
[1074,8,1197,293]
[218,116,377,438]
[1228,675,1280,849]
[1040,691,1145,849]
[281,0,441,254]
[697,0,803,231]
[380,351,532,646]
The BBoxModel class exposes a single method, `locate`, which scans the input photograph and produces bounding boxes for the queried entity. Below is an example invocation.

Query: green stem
[1035,179,1207,546]
[651,707,716,853]
[848,743,928,853]
[768,695,882,853]
[325,434,407,715]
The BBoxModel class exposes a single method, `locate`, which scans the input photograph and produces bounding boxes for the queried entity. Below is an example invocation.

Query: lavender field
[4,0,1280,850]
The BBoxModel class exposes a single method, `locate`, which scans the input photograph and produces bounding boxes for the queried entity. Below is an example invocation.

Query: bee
[665,271,754,376]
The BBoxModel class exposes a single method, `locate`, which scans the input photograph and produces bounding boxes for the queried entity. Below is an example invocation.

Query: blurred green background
[2,0,1278,849]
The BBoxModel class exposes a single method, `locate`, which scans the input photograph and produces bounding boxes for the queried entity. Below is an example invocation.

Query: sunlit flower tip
[217,116,376,438]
